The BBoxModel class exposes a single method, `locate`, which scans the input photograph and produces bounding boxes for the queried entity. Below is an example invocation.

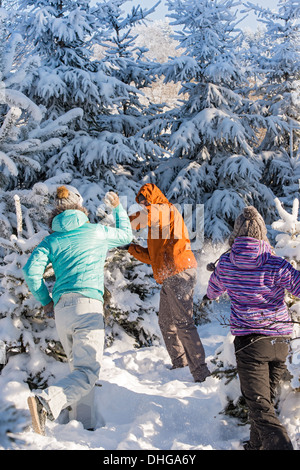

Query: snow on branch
[0,88,42,123]
[0,151,18,176]
[272,198,300,237]
[158,55,199,84]
[0,106,21,142]
[2,32,23,79]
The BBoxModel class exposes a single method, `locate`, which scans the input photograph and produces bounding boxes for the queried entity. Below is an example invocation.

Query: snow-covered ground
[1,302,299,451]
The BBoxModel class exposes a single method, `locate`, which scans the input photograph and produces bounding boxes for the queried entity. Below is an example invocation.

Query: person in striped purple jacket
[207,206,298,451]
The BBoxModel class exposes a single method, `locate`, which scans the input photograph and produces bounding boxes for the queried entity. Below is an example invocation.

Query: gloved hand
[200,294,211,308]
[117,244,131,251]
[104,191,119,209]
[43,300,55,319]
[206,262,216,272]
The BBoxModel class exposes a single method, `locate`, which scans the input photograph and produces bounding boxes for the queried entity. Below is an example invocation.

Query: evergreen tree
[133,20,183,108]
[78,0,166,210]
[0,5,79,237]
[16,0,108,206]
[94,0,166,178]
[0,193,65,393]
[272,197,300,390]
[16,0,166,213]
[245,0,300,209]
[104,248,161,348]
[18,0,101,122]
[0,12,42,192]
[150,0,276,242]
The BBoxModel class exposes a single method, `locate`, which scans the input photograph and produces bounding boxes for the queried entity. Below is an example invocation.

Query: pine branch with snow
[0,6,80,193]
[88,0,167,187]
[210,332,249,424]
[103,248,161,348]
[0,398,29,448]
[272,197,300,390]
[146,0,277,242]
[0,190,65,389]
[0,8,42,187]
[246,0,300,209]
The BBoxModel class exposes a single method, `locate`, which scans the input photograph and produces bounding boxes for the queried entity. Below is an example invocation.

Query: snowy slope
[1,305,299,451]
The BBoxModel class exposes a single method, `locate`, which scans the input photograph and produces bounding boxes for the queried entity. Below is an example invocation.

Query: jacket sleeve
[277,259,300,297]
[128,244,151,265]
[206,262,227,300]
[105,203,133,249]
[23,239,53,306]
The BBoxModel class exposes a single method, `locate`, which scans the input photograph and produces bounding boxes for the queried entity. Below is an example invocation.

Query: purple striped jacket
[207,237,300,336]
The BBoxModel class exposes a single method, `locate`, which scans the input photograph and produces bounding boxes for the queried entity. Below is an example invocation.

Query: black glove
[200,294,211,308]
[117,244,131,251]
[206,262,216,272]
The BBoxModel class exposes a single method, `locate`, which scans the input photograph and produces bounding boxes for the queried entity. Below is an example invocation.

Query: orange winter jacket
[128,184,197,284]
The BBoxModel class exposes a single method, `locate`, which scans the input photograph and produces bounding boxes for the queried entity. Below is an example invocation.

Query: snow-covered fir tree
[0,4,84,238]
[0,6,42,192]
[245,0,300,209]
[103,248,161,348]
[133,20,184,108]
[16,0,108,208]
[87,0,166,200]
[272,197,300,391]
[0,0,163,351]
[0,194,64,392]
[148,0,277,243]
[15,0,167,214]
[18,0,101,123]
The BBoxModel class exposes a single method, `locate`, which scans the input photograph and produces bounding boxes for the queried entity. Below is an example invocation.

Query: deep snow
[1,296,299,451]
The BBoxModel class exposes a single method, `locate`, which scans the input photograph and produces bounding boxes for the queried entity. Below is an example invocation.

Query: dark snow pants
[234,334,294,450]
[158,268,210,382]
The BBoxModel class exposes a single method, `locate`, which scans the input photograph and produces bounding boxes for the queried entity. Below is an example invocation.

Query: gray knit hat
[229,206,269,246]
[55,185,83,208]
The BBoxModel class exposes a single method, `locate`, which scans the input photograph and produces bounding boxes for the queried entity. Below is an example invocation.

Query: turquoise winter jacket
[23,204,133,306]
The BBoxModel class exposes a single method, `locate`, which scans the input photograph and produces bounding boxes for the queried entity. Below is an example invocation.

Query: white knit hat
[55,185,83,208]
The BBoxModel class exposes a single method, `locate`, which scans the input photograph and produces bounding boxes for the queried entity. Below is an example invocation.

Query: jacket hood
[136,184,170,205]
[229,237,272,269]
[52,209,89,233]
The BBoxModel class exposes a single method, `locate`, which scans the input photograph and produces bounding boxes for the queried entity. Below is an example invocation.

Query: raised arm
[206,261,227,300]
[104,192,133,249]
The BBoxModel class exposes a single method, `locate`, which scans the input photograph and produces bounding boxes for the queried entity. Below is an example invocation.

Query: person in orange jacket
[128,184,210,382]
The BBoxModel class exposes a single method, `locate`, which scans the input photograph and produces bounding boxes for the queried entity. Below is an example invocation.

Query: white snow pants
[37,293,105,429]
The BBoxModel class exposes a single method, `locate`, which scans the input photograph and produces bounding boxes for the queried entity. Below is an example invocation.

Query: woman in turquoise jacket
[23,186,132,435]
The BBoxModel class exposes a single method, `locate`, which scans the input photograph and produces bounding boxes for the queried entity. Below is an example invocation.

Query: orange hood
[129,184,197,283]
[136,184,171,206]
